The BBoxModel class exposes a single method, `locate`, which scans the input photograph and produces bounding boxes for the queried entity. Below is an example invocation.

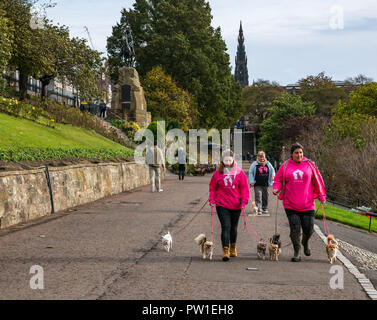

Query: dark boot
[302,233,312,256]
[290,233,302,262]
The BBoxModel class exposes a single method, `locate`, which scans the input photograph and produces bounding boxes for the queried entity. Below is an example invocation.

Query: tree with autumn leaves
[0,8,13,92]
[107,0,244,130]
[142,66,197,131]
[0,0,102,101]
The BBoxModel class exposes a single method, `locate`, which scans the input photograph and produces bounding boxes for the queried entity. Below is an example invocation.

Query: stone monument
[111,26,151,127]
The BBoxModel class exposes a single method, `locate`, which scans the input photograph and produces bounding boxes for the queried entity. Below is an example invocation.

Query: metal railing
[326,189,376,232]
[326,190,373,209]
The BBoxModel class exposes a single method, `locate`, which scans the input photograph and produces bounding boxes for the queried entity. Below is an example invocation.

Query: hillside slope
[0,113,130,149]
[0,113,127,150]
[0,113,135,167]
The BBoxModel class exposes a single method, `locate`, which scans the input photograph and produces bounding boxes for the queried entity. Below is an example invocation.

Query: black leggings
[216,206,241,247]
[178,164,185,180]
[285,209,315,236]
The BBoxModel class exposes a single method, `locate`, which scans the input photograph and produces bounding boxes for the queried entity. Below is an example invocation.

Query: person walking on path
[99,102,107,118]
[175,147,186,180]
[272,143,326,262]
[209,150,250,261]
[146,141,166,192]
[248,151,275,216]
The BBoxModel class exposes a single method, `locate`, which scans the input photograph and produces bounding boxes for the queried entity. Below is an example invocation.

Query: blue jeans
[216,206,241,247]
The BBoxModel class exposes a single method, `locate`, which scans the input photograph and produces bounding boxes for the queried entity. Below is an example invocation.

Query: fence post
[369,216,372,233]
[44,165,55,214]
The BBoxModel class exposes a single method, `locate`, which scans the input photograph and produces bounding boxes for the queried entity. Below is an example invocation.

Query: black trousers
[178,164,185,180]
[216,206,241,247]
[285,209,315,236]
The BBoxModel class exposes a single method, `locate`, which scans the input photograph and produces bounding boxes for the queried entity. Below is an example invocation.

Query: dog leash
[174,196,209,235]
[210,206,216,242]
[321,203,330,236]
[241,208,264,242]
[274,193,279,235]
[274,145,285,236]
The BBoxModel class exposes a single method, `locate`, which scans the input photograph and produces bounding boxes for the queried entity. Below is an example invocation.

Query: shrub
[121,121,141,140]
[107,119,124,128]
[258,92,316,159]
[0,147,133,162]
[285,117,377,212]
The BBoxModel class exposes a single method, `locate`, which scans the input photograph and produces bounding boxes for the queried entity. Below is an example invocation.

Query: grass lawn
[315,200,377,233]
[0,112,128,150]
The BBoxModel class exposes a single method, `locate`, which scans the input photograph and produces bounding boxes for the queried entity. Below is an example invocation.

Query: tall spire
[234,21,249,88]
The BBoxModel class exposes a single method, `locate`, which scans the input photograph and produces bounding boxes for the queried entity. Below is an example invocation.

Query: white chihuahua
[162,231,173,252]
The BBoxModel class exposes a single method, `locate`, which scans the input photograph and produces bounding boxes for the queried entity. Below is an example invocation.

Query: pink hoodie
[209,163,250,210]
[273,157,326,211]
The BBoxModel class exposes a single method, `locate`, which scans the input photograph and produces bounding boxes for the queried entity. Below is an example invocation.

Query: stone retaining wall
[0,162,152,229]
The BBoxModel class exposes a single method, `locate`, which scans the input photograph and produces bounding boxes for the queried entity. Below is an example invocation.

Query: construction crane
[84,26,95,50]
[83,26,111,105]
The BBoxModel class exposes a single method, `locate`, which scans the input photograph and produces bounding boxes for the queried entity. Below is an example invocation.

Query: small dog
[162,231,172,252]
[269,237,279,261]
[257,241,267,260]
[194,233,214,260]
[326,234,338,264]
[272,234,282,254]
[250,201,259,215]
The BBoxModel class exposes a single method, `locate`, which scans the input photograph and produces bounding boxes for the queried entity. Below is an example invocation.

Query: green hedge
[0,147,134,162]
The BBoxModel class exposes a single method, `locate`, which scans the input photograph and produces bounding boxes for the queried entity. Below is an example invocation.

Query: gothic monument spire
[234,21,249,87]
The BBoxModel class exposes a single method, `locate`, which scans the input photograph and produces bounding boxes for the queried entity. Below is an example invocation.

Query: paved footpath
[0,165,372,300]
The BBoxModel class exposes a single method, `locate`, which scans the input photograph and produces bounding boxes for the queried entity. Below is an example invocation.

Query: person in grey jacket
[146,141,166,192]
[248,151,275,216]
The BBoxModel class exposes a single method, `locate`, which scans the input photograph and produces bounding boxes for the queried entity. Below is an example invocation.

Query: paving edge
[314,224,377,300]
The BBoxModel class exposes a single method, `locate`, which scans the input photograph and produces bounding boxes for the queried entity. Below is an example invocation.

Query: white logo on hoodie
[224,175,233,187]
[293,169,304,180]
[223,168,236,188]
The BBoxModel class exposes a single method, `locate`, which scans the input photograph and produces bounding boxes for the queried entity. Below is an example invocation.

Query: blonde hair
[257,151,267,165]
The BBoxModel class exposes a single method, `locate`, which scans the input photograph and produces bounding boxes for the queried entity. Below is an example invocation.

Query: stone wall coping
[0,161,143,178]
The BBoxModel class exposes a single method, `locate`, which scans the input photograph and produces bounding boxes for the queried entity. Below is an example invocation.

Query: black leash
[174,194,209,235]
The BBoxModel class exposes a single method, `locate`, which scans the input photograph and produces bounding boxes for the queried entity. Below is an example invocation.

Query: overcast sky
[43,0,377,85]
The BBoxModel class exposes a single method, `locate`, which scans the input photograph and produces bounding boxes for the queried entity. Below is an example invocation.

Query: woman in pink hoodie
[273,143,326,262]
[209,150,250,261]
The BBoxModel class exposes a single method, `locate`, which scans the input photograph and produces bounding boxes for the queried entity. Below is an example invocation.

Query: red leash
[210,207,265,243]
[241,208,264,242]
[321,203,330,236]
[210,206,215,242]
